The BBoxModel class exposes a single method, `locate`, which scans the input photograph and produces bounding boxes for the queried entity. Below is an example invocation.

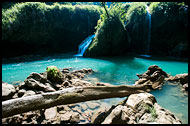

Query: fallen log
[2,84,152,118]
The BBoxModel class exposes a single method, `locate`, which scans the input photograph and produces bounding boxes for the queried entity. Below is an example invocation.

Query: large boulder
[26,72,50,84]
[2,82,16,101]
[24,78,56,92]
[135,65,169,89]
[91,93,182,124]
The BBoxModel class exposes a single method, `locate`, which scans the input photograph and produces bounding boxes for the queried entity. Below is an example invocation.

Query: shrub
[84,3,127,57]
[125,2,149,54]
[2,2,103,58]
[149,2,188,57]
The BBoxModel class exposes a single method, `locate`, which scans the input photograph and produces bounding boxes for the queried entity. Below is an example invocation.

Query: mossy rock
[46,66,64,84]
[84,11,127,57]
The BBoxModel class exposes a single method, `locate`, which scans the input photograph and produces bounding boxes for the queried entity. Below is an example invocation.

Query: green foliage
[144,104,157,121]
[2,2,103,57]
[149,2,188,57]
[125,2,149,54]
[126,2,147,25]
[46,66,59,78]
[46,66,64,83]
[84,3,127,57]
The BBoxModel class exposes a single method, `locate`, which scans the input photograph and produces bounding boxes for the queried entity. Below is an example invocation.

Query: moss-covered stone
[46,66,64,84]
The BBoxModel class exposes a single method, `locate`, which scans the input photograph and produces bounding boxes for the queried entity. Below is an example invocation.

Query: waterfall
[145,5,151,55]
[75,34,95,56]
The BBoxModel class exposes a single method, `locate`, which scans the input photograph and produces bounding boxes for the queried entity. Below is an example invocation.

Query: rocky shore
[2,65,188,124]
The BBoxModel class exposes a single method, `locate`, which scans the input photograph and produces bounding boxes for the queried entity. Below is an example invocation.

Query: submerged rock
[91,93,182,124]
[2,82,16,101]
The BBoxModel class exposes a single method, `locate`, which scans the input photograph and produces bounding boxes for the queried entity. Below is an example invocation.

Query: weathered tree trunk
[2,84,152,118]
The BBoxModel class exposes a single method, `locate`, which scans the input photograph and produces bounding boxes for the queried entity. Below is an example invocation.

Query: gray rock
[183,83,188,91]
[70,112,80,123]
[91,93,181,124]
[60,111,72,122]
[22,90,36,97]
[166,73,188,85]
[2,82,16,100]
[24,78,55,92]
[18,89,26,97]
[44,107,57,120]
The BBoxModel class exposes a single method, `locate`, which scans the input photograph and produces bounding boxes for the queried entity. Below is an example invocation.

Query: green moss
[46,66,64,83]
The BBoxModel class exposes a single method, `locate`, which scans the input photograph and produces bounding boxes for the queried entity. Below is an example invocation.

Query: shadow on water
[2,52,78,64]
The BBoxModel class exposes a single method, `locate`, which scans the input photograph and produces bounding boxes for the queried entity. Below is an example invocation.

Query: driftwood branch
[2,84,152,118]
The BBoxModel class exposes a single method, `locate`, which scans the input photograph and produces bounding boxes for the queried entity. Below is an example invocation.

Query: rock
[46,66,64,84]
[22,90,36,97]
[81,103,88,111]
[166,73,188,85]
[82,68,93,73]
[65,74,73,80]
[70,112,80,123]
[44,107,57,120]
[126,93,157,109]
[62,81,71,87]
[60,111,80,123]
[18,89,26,97]
[138,113,154,123]
[60,111,72,122]
[154,103,181,124]
[62,69,70,73]
[135,65,168,89]
[91,93,181,124]
[71,79,93,87]
[72,106,82,113]
[26,72,48,83]
[2,82,16,101]
[91,106,112,124]
[24,78,55,92]
[148,65,168,77]
[96,82,113,86]
[183,83,188,91]
[86,101,100,110]
[59,110,67,114]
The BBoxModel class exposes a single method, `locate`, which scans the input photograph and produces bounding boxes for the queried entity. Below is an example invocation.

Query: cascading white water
[145,5,151,55]
[75,34,95,56]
